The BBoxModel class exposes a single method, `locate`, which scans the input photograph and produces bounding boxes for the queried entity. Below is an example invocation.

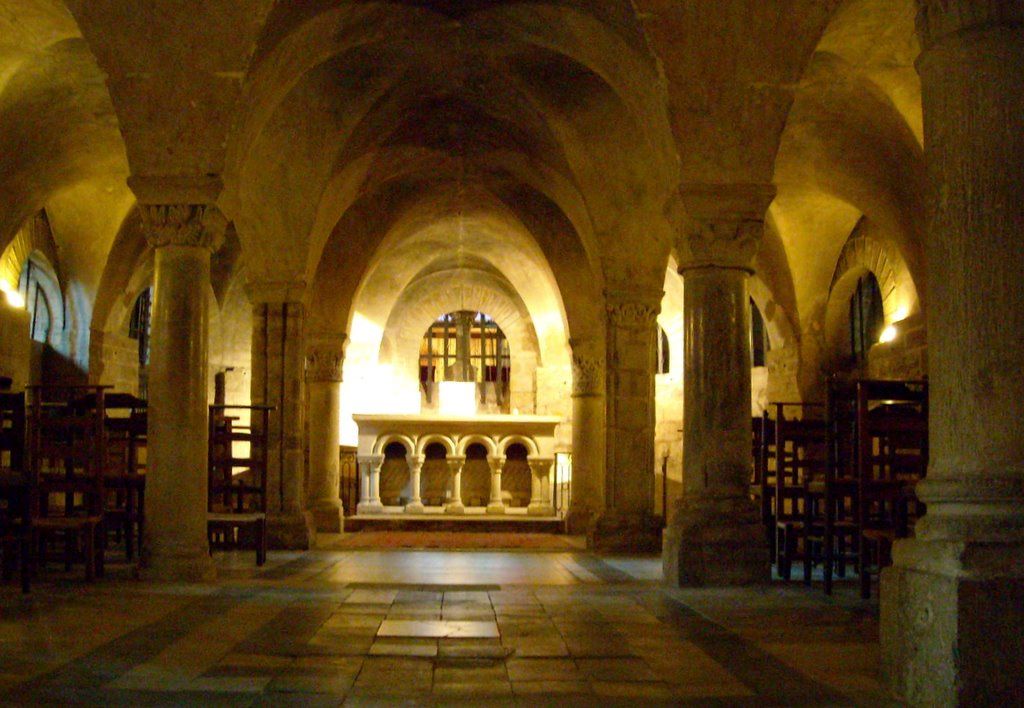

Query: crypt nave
[0,1,1022,704]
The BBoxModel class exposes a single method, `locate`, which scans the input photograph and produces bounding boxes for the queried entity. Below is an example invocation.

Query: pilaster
[250,280,315,549]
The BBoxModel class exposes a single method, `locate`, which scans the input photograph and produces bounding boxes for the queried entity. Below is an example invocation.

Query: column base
[565,507,597,535]
[662,498,768,587]
[266,512,316,550]
[141,548,217,583]
[357,501,384,514]
[486,502,506,515]
[445,501,466,515]
[881,538,1024,705]
[527,502,556,517]
[405,501,425,514]
[591,512,662,552]
[310,504,344,533]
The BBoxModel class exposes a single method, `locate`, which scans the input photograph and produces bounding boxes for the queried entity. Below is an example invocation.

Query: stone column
[566,338,605,533]
[406,455,425,513]
[357,455,383,513]
[139,203,224,581]
[446,457,466,514]
[593,291,661,550]
[305,334,346,533]
[663,183,775,587]
[486,456,505,514]
[250,282,315,549]
[881,3,1024,704]
[528,458,555,516]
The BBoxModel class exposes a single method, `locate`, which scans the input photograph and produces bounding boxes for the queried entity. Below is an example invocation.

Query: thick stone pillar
[446,457,466,514]
[250,283,315,549]
[305,335,346,533]
[486,456,505,514]
[566,338,605,534]
[140,203,223,581]
[406,455,425,513]
[663,183,775,587]
[882,4,1024,704]
[528,458,555,516]
[593,291,662,551]
[357,455,384,513]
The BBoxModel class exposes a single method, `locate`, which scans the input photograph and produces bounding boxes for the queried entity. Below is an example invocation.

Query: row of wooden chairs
[0,386,148,591]
[1,391,275,589]
[751,378,928,598]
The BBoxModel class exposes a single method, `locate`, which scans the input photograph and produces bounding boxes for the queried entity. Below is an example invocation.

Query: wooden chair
[820,379,862,595]
[752,412,777,560]
[773,402,827,583]
[99,395,147,562]
[0,392,26,582]
[207,405,272,566]
[855,379,928,598]
[22,386,109,592]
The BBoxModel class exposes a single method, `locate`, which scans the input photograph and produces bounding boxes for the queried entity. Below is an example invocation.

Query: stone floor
[0,548,894,706]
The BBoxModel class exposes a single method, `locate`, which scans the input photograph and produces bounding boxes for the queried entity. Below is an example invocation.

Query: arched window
[18,257,55,344]
[128,288,152,398]
[128,288,152,367]
[656,326,670,375]
[419,311,510,386]
[849,272,883,364]
[750,299,769,368]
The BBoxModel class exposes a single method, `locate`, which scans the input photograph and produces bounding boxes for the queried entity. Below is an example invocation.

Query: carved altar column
[566,338,605,533]
[305,334,346,533]
[593,291,662,551]
[663,183,775,587]
[446,456,466,514]
[139,201,223,581]
[406,454,425,513]
[881,3,1024,703]
[250,281,314,549]
[528,458,555,516]
[486,456,505,514]
[357,455,383,513]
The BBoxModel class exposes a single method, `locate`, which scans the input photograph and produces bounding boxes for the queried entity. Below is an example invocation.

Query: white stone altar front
[353,413,561,516]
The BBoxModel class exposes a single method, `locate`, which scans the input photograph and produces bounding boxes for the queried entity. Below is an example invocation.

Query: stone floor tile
[576,657,658,682]
[352,657,433,695]
[511,679,591,695]
[368,638,438,657]
[436,638,512,659]
[343,589,398,605]
[505,658,580,682]
[590,680,681,699]
[377,619,499,639]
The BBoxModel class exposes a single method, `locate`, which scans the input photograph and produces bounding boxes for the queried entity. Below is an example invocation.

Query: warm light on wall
[439,381,477,416]
[879,324,898,344]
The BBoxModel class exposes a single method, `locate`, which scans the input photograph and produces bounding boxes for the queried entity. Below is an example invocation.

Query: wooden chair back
[27,386,108,521]
[0,392,25,473]
[208,405,271,514]
[773,403,827,524]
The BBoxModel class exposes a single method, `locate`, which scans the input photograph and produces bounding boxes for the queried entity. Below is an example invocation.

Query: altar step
[344,514,565,534]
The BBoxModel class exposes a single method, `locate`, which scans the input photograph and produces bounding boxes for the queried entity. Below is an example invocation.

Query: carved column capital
[446,456,466,473]
[571,351,605,397]
[306,335,347,383]
[673,183,776,272]
[605,289,662,330]
[528,458,554,474]
[916,0,1024,51]
[140,204,226,251]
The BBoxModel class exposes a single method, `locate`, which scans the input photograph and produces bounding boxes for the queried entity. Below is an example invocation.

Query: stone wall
[88,329,140,394]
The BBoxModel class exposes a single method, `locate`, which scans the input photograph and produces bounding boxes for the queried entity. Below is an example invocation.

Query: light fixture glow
[879,325,898,344]
[439,381,477,416]
[0,282,24,309]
